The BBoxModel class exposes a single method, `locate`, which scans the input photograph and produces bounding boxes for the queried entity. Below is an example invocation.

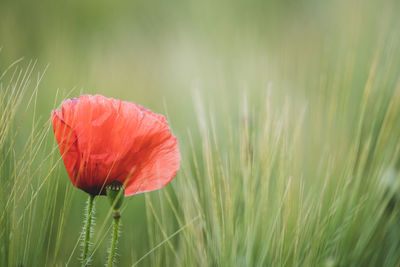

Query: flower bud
[106,181,125,211]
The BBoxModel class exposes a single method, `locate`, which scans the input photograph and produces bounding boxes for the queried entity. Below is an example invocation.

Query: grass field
[1,0,400,266]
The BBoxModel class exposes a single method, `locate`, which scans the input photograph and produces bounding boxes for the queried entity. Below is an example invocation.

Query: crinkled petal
[51,94,180,196]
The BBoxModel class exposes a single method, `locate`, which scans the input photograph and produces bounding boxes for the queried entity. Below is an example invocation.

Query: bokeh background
[1,0,400,266]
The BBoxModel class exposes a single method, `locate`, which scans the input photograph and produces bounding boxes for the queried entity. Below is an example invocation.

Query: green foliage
[1,0,400,266]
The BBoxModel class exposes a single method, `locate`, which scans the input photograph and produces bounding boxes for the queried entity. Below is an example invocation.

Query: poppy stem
[107,211,120,267]
[106,181,124,266]
[82,194,95,266]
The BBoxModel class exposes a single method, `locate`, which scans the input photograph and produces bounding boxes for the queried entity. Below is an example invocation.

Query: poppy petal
[52,94,180,196]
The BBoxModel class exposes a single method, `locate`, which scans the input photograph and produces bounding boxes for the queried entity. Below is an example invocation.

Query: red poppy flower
[51,94,180,196]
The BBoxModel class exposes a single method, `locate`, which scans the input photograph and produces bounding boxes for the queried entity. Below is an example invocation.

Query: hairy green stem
[82,194,95,265]
[107,212,120,267]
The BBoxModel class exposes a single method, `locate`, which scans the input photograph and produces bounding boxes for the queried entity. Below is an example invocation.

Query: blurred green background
[2,0,398,118]
[1,0,400,266]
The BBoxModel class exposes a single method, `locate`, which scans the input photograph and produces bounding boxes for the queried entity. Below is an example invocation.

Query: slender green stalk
[82,194,95,266]
[107,212,120,267]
